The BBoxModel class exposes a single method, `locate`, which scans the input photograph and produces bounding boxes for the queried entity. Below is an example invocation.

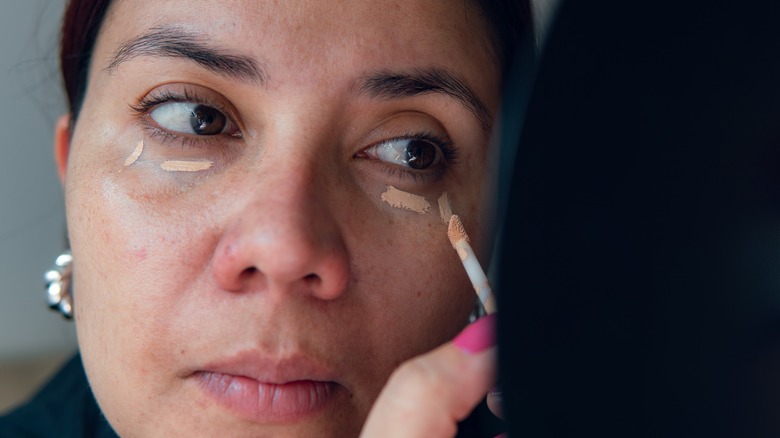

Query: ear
[54,114,71,185]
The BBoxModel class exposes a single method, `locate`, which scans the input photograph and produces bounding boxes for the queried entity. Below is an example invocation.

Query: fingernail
[453,313,496,354]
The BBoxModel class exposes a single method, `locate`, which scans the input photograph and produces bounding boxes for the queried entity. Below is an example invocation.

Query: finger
[487,388,503,419]
[360,314,497,438]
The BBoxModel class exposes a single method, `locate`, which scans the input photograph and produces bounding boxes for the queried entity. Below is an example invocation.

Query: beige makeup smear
[438,192,453,224]
[447,215,470,260]
[381,186,431,214]
[160,160,213,172]
[124,140,144,166]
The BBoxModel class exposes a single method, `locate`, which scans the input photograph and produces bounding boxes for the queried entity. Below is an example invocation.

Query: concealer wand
[447,215,496,314]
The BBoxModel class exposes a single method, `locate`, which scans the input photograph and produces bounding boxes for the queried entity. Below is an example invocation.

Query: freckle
[417,291,421,297]
[180,349,185,355]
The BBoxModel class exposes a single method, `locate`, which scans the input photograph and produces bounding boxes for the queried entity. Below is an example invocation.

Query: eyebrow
[106,29,489,131]
[358,68,492,134]
[106,26,265,84]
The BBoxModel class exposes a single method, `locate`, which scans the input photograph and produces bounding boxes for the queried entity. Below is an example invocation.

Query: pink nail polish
[453,313,496,354]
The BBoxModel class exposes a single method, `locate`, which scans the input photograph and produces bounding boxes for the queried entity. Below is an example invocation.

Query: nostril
[303,273,320,286]
[237,267,259,284]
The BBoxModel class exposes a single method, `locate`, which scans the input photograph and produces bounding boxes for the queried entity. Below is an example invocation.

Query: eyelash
[130,88,460,182]
[129,88,240,148]
[360,132,458,182]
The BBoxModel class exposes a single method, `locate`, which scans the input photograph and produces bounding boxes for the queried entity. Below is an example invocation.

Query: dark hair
[60,0,531,121]
[471,0,533,79]
[60,0,111,121]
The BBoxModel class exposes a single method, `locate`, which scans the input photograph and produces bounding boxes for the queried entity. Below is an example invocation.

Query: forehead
[94,0,499,103]
[102,0,490,50]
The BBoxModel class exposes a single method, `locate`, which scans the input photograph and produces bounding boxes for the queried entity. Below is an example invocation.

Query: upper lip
[192,350,341,385]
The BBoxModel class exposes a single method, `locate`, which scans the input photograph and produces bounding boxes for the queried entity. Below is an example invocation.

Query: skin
[55,0,500,436]
[361,315,496,437]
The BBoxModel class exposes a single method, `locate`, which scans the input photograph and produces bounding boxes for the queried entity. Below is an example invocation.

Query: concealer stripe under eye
[160,160,213,171]
[124,140,144,166]
[437,192,452,224]
[380,186,431,214]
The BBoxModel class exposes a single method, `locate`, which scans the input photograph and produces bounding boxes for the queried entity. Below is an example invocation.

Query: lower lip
[195,372,340,423]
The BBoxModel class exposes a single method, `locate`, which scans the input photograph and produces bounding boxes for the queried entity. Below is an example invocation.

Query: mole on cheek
[133,246,147,261]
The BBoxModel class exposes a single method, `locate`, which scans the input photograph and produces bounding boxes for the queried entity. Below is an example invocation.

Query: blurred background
[0,0,73,413]
[0,0,560,414]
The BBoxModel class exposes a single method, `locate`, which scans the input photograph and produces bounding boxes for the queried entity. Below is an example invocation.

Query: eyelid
[150,101,230,136]
[356,131,458,182]
[130,85,243,145]
[362,132,457,163]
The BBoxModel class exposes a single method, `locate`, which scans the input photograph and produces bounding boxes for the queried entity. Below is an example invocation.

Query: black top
[1,353,501,437]
[0,354,118,438]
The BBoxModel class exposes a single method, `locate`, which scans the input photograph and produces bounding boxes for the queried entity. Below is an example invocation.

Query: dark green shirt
[0,354,117,438]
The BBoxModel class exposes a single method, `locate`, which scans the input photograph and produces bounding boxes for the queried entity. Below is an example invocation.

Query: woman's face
[61,0,500,436]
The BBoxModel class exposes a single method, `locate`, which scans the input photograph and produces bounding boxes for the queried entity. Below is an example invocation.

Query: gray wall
[0,0,75,362]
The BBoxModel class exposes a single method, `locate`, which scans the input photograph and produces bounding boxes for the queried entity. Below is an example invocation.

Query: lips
[192,352,344,423]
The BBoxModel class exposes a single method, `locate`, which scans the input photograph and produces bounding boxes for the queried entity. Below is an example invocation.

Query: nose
[210,157,350,301]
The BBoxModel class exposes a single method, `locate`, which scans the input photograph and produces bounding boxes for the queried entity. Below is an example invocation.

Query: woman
[2,0,530,436]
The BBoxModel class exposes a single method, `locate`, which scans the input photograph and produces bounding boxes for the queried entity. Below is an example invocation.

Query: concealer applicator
[447,214,496,314]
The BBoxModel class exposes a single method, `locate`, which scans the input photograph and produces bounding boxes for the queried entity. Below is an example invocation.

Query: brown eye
[190,105,226,135]
[150,102,228,136]
[404,139,438,170]
[363,137,442,170]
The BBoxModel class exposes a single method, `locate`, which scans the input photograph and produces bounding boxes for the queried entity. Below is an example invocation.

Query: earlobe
[54,114,71,185]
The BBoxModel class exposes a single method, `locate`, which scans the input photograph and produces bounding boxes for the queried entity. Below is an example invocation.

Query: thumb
[360,314,497,438]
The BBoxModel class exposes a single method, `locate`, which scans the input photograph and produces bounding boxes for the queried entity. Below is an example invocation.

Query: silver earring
[45,251,73,319]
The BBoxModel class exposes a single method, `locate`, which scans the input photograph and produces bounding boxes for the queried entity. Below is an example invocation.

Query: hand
[360,314,498,437]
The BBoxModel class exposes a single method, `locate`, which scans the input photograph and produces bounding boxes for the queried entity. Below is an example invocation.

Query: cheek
[345,195,475,376]
[387,226,472,333]
[67,152,225,425]
[66,146,219,359]
[363,185,481,315]
[68,170,213,287]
